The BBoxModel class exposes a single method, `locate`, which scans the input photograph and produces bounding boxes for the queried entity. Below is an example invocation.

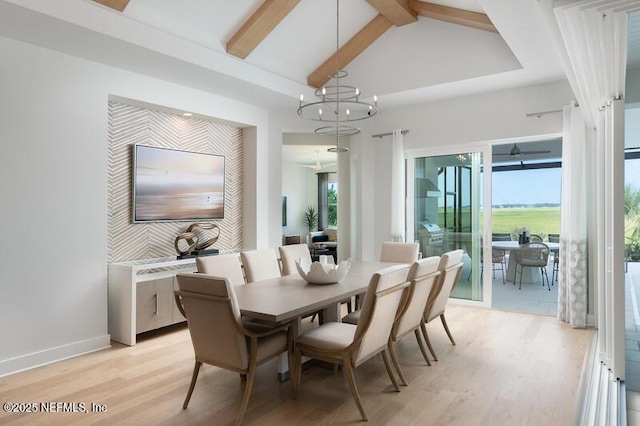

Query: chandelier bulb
[346,109,351,118]
[319,108,323,117]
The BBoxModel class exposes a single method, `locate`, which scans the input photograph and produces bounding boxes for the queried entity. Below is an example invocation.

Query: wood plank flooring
[0,305,593,425]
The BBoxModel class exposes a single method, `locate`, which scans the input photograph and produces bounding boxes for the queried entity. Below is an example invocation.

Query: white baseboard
[0,335,111,378]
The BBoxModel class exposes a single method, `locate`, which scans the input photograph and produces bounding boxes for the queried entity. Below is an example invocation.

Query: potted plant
[303,205,318,245]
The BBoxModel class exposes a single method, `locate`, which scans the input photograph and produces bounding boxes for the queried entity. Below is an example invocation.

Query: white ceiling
[0,0,636,168]
[0,0,570,111]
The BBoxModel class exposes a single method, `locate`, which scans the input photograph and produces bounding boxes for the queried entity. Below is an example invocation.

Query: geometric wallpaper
[107,101,243,263]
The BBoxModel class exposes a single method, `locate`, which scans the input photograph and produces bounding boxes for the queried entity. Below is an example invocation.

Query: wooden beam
[308,14,392,88]
[227,0,301,59]
[364,0,417,26]
[408,0,498,33]
[92,0,130,12]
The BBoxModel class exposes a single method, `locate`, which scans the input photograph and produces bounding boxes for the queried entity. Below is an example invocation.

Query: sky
[491,168,562,206]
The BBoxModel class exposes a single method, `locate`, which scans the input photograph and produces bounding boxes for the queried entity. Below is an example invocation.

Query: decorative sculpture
[174,223,220,257]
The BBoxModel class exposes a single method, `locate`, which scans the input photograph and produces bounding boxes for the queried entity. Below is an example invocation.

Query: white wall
[0,36,269,376]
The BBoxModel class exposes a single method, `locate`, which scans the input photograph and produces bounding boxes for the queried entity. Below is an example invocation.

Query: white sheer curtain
[390,129,405,242]
[558,104,588,328]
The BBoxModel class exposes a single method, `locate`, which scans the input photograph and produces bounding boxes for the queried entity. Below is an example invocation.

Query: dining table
[491,240,560,283]
[233,260,401,379]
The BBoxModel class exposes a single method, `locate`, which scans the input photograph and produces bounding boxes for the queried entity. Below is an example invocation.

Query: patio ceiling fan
[493,143,550,158]
[302,150,335,171]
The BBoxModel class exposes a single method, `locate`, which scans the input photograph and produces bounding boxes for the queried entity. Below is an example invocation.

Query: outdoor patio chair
[514,242,550,290]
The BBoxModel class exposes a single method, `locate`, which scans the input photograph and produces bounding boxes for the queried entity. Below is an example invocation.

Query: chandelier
[297,0,378,153]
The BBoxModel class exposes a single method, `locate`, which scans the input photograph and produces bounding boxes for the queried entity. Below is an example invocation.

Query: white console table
[108,256,197,346]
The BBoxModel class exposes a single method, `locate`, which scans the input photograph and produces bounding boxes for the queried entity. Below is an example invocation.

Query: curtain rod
[372,129,409,138]
[525,109,563,118]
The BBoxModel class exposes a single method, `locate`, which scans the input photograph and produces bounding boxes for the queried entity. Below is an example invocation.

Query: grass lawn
[489,206,560,238]
[438,206,561,239]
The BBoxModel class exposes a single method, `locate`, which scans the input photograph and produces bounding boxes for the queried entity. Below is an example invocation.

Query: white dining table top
[491,240,559,251]
[233,261,400,323]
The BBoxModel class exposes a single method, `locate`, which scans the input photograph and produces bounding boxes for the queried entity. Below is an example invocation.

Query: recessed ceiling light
[182,112,193,117]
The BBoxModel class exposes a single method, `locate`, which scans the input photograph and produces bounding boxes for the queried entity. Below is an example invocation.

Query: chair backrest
[426,249,464,322]
[492,233,511,241]
[240,249,282,283]
[195,253,245,286]
[548,233,560,243]
[529,234,543,242]
[392,257,441,339]
[278,244,312,276]
[176,273,249,370]
[352,264,410,365]
[380,241,420,263]
[518,242,549,266]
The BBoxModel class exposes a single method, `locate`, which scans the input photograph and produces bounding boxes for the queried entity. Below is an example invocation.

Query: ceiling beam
[308,14,392,88]
[409,0,498,33]
[92,0,130,12]
[364,0,417,26]
[227,0,301,59]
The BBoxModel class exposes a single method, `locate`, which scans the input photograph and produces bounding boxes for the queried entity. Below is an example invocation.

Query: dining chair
[240,248,282,283]
[278,243,312,276]
[343,257,441,385]
[514,241,551,290]
[175,253,247,321]
[175,273,293,426]
[380,241,421,263]
[195,253,245,286]
[422,249,464,361]
[292,264,411,421]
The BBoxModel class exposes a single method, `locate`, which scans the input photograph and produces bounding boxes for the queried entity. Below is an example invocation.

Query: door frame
[406,143,493,308]
[405,133,563,309]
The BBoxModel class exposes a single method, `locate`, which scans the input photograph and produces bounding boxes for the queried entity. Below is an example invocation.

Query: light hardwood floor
[0,305,593,425]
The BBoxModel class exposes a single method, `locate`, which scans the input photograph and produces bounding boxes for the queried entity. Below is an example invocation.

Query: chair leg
[292,347,302,398]
[182,361,202,409]
[518,265,523,290]
[381,349,401,392]
[343,355,368,421]
[420,322,438,361]
[414,329,432,366]
[387,340,408,386]
[440,314,456,346]
[236,364,256,426]
[541,267,550,291]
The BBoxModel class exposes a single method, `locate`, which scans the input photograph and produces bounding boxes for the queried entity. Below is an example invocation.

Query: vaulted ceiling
[0,0,573,111]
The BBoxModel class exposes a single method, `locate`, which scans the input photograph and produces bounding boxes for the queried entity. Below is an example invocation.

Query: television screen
[133,145,225,222]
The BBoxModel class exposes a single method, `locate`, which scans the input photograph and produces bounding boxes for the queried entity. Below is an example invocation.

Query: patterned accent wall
[107,101,243,263]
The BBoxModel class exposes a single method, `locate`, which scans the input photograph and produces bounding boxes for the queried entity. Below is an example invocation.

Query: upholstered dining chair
[514,241,551,290]
[196,253,245,286]
[379,241,421,263]
[278,243,312,276]
[292,264,410,421]
[175,273,293,426]
[240,248,282,283]
[175,253,247,321]
[422,249,464,361]
[342,256,441,385]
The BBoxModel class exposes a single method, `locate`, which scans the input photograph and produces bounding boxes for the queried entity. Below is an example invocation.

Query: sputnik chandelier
[297,0,378,153]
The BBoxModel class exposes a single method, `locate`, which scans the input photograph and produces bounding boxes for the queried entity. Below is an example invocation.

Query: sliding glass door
[407,147,490,304]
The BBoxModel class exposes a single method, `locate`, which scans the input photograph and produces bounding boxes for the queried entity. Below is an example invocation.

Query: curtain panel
[390,129,405,242]
[558,104,588,328]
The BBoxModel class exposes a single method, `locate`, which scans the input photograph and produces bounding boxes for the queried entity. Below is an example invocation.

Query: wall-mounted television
[132,145,225,222]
